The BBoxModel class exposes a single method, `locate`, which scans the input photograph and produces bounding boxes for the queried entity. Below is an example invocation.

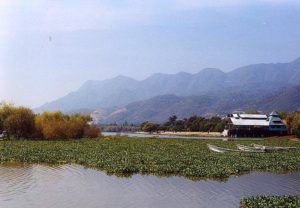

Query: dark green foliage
[141,122,159,133]
[168,115,177,124]
[145,115,226,132]
[0,137,299,179]
[278,112,287,120]
[100,123,139,132]
[240,195,300,208]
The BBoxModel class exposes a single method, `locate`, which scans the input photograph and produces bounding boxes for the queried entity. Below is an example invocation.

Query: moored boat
[207,144,240,153]
[252,144,296,152]
[236,144,265,153]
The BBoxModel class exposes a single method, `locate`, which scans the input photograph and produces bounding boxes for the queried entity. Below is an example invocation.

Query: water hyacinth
[240,195,300,208]
[0,137,300,179]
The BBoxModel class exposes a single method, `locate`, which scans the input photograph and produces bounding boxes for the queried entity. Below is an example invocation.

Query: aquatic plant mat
[240,195,300,208]
[0,137,300,179]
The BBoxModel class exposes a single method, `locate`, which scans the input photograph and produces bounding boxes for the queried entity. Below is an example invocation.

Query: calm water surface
[102,132,263,140]
[0,164,299,208]
[102,132,224,140]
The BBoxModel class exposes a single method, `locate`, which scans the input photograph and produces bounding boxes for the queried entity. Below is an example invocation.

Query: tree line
[0,103,100,140]
[140,113,300,137]
[100,123,140,132]
[141,115,226,133]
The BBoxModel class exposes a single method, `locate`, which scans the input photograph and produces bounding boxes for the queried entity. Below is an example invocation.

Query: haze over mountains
[36,58,300,123]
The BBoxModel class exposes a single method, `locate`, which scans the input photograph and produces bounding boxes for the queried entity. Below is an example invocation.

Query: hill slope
[94,85,300,124]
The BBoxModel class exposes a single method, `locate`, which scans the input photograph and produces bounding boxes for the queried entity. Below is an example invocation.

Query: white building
[224,111,287,137]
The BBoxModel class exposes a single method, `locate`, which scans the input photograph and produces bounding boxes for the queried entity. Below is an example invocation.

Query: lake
[102,132,224,140]
[0,164,299,208]
[102,132,264,140]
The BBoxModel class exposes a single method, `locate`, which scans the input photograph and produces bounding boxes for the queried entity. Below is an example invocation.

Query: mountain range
[36,58,300,123]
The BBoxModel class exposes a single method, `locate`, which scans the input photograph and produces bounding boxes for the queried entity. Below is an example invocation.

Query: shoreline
[105,131,300,140]
[135,131,222,137]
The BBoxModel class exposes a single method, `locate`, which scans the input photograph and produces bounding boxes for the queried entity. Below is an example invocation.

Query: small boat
[207,144,240,153]
[252,144,296,152]
[236,144,265,153]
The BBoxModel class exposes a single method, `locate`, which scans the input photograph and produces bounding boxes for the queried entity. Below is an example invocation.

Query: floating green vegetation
[0,137,300,179]
[240,195,300,208]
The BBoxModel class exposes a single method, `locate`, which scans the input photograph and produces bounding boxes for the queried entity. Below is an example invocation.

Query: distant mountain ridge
[91,85,300,124]
[35,58,300,123]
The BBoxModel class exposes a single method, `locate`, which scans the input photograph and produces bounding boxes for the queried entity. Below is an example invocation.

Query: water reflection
[0,164,299,208]
[0,164,34,202]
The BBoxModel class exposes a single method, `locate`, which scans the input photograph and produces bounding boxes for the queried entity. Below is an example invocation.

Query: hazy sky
[1,0,300,107]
